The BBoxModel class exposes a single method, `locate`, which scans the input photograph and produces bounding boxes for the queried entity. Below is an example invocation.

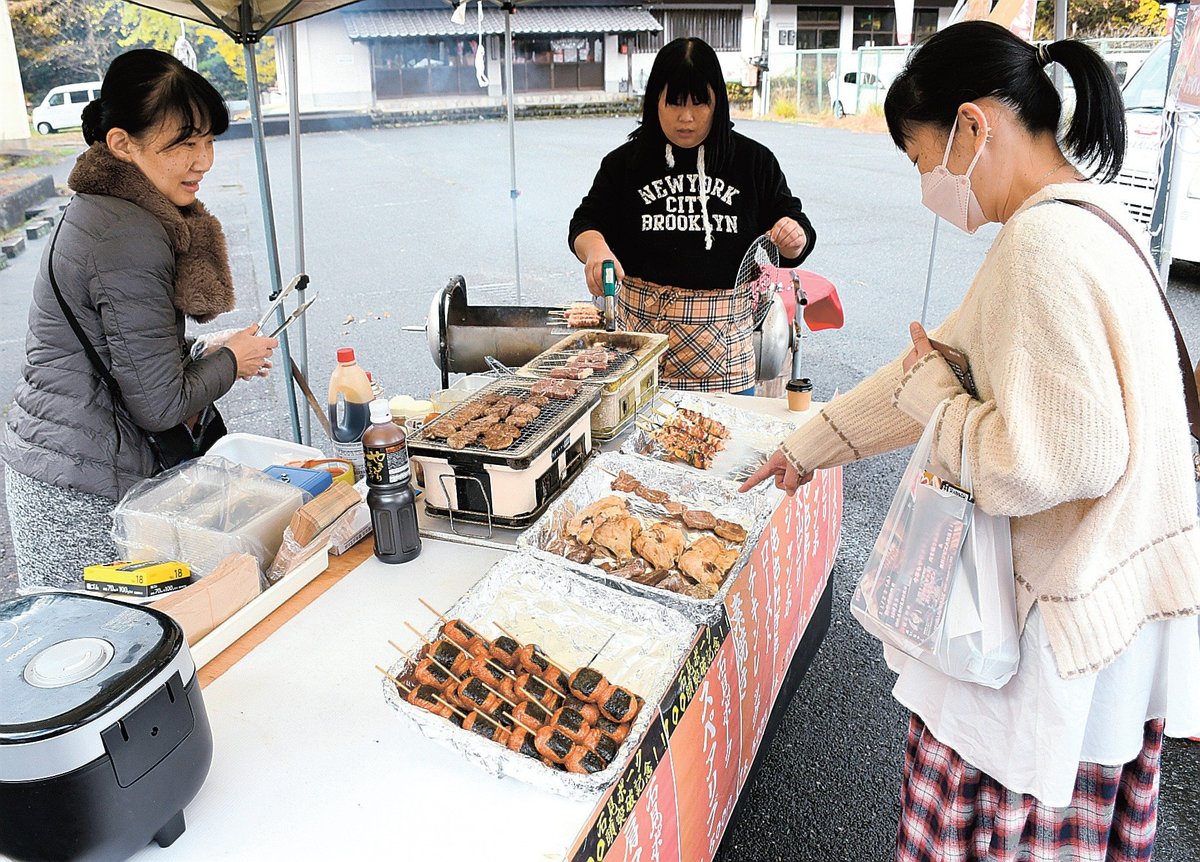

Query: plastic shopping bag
[851,405,1019,688]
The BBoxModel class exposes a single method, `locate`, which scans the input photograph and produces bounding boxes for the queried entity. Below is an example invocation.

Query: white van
[1113,41,1200,266]
[31,81,102,135]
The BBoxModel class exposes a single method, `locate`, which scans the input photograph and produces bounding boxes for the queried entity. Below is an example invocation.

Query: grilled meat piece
[633,485,669,504]
[565,496,629,545]
[510,403,541,420]
[527,394,551,408]
[534,726,575,764]
[591,514,642,560]
[595,715,630,743]
[714,519,748,543]
[610,470,641,493]
[549,366,593,380]
[661,500,685,516]
[683,581,719,599]
[481,427,516,450]
[550,707,592,743]
[446,430,477,449]
[504,414,531,430]
[507,726,541,759]
[604,558,649,580]
[565,747,607,774]
[582,728,620,764]
[568,667,608,703]
[564,542,595,564]
[598,685,639,724]
[632,520,685,570]
[681,508,718,531]
[678,536,728,587]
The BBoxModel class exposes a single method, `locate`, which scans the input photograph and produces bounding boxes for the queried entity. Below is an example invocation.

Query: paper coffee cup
[786,378,813,412]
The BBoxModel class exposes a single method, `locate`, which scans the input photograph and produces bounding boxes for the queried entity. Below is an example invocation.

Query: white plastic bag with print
[851,404,1019,688]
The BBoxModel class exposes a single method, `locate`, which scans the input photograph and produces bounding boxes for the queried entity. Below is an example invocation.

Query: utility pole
[753,0,771,116]
[0,0,30,143]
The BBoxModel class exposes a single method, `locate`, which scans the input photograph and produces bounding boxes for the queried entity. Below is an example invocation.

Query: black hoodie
[569,130,816,291]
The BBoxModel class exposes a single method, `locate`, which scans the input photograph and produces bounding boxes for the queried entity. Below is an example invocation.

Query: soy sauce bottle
[363,399,421,564]
[327,348,373,480]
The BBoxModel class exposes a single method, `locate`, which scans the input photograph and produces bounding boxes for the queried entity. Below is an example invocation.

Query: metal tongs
[255,273,317,338]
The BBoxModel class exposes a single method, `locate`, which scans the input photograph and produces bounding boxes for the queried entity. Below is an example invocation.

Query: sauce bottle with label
[362,398,421,564]
[327,348,373,480]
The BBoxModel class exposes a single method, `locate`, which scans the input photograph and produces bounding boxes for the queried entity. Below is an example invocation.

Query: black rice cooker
[0,593,212,862]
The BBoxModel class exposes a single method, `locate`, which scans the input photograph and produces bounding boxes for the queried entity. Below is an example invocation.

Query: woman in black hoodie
[569,37,816,393]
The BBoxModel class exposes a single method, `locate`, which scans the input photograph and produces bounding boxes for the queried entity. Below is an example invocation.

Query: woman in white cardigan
[743,21,1200,861]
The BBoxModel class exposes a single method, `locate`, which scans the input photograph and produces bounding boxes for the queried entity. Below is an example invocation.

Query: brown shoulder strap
[1058,198,1200,443]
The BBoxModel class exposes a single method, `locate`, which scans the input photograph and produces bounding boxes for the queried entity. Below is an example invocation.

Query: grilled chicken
[591,515,642,560]
[632,521,685,570]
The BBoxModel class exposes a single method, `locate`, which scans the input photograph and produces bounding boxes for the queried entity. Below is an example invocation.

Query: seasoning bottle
[366,371,384,400]
[363,398,421,564]
[327,348,373,480]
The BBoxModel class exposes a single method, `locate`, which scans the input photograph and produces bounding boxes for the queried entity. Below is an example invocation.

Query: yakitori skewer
[405,621,546,700]
[375,665,462,723]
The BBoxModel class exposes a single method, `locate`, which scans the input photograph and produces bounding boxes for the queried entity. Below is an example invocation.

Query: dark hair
[631,38,733,169]
[81,49,229,149]
[884,21,1125,181]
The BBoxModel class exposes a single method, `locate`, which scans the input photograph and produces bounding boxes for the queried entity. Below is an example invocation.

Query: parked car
[827,70,886,118]
[1113,40,1200,266]
[31,81,102,135]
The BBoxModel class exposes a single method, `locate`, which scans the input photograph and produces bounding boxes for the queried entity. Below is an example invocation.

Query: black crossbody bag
[47,211,226,473]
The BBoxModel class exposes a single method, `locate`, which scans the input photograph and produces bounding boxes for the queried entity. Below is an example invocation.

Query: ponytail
[1042,40,1126,181]
[885,21,1126,182]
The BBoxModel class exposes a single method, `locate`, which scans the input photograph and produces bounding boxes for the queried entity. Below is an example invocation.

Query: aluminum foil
[517,452,777,625]
[620,391,800,486]
[381,552,696,801]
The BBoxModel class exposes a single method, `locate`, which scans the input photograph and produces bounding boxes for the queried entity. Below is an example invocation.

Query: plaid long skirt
[895,714,1164,862]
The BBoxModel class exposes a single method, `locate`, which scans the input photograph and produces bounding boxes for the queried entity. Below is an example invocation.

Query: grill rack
[407,377,601,466]
[522,348,639,384]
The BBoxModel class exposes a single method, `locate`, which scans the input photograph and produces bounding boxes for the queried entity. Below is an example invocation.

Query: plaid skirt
[895,714,1164,862]
[617,276,755,392]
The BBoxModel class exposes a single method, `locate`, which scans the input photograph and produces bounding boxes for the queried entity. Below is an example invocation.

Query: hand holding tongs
[255,273,317,339]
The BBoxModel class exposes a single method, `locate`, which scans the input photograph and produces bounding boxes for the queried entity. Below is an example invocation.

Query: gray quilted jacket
[2,193,238,500]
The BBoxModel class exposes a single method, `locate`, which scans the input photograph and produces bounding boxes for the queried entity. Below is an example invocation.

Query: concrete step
[24,218,52,241]
[24,196,69,221]
[1,235,26,259]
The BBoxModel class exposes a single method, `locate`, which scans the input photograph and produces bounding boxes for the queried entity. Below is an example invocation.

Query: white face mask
[920,116,989,234]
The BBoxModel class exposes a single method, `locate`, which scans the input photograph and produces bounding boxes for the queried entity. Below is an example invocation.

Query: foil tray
[620,391,800,487]
[517,452,777,625]
[381,553,696,801]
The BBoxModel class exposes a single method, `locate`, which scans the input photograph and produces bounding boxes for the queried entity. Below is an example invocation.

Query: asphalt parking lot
[0,116,1196,860]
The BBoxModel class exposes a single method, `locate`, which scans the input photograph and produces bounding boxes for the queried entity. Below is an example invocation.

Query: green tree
[10,0,126,99]
[1033,0,1168,38]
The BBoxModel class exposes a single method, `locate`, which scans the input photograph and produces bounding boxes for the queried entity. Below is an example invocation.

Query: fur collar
[68,143,234,323]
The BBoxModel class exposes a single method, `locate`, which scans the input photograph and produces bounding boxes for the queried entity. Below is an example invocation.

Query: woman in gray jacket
[2,49,277,592]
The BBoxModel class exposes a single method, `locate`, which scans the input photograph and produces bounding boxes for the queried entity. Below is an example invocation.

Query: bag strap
[1057,198,1200,443]
[46,209,127,406]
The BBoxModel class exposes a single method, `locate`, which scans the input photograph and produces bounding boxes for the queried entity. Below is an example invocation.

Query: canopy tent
[126,0,373,444]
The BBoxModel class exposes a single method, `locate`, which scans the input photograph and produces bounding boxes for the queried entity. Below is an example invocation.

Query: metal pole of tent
[286,23,311,444]
[1053,0,1066,92]
[245,40,303,443]
[1149,0,1191,280]
[504,5,522,304]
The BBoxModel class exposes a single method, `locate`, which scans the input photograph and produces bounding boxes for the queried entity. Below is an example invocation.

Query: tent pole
[286,23,311,444]
[246,40,302,444]
[504,5,522,304]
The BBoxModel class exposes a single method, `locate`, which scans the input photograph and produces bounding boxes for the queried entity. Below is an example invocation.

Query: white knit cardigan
[781,182,1200,678]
